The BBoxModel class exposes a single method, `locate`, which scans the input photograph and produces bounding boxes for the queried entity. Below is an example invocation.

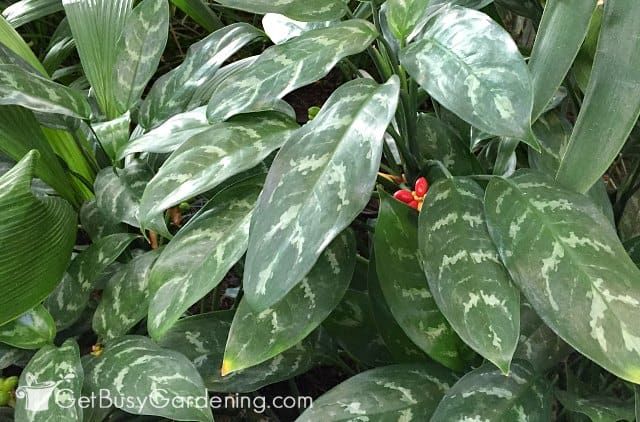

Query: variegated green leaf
[262,13,333,44]
[92,112,131,161]
[139,23,263,129]
[323,289,394,366]
[147,177,264,339]
[485,171,640,383]
[0,344,31,369]
[15,339,83,422]
[2,0,65,28]
[514,301,571,372]
[0,305,55,350]
[84,336,213,422]
[620,189,640,242]
[400,6,536,145]
[118,107,209,159]
[297,363,457,422]
[0,151,76,325]
[385,0,430,43]
[416,113,480,175]
[138,112,297,228]
[243,77,399,311]
[556,390,635,422]
[114,0,169,113]
[374,190,469,371]
[94,159,154,227]
[159,311,334,393]
[213,0,346,21]
[62,0,133,118]
[0,64,90,119]
[419,177,519,372]
[45,233,137,330]
[222,231,355,375]
[79,200,127,242]
[92,249,161,340]
[207,20,378,121]
[431,361,552,421]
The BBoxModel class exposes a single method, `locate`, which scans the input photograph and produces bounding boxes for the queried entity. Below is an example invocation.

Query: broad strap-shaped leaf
[0,63,90,119]
[0,151,76,325]
[15,339,83,421]
[323,289,394,366]
[514,301,571,372]
[222,231,355,375]
[159,311,334,393]
[45,233,137,329]
[213,0,346,21]
[79,199,127,242]
[170,0,223,32]
[207,20,378,121]
[0,15,47,74]
[84,336,213,422]
[139,23,262,129]
[138,112,297,228]
[92,249,161,340]
[374,190,469,371]
[62,0,133,118]
[118,107,209,158]
[2,0,65,28]
[400,6,536,145]
[555,0,640,193]
[147,177,263,339]
[528,0,597,120]
[431,361,552,421]
[243,77,399,311]
[556,390,636,422]
[92,112,131,161]
[262,13,333,44]
[297,363,457,422]
[485,171,640,383]
[419,177,520,372]
[114,0,169,113]
[416,113,481,175]
[0,305,55,350]
[94,159,154,227]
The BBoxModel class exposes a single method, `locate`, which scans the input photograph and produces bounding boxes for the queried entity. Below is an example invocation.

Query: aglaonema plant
[1,0,640,420]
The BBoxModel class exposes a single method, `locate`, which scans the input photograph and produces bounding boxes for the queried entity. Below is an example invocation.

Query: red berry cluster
[393,177,429,211]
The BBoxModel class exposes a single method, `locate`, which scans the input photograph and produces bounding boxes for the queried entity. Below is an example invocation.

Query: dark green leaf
[0,305,55,350]
[556,390,635,422]
[212,0,346,21]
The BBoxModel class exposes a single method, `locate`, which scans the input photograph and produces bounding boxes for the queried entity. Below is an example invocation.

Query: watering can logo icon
[15,372,76,413]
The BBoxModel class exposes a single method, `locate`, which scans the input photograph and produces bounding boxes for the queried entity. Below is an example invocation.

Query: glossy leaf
[84,336,213,422]
[147,177,264,339]
[0,151,76,325]
[114,0,169,112]
[45,233,137,329]
[0,305,55,350]
[529,0,597,120]
[514,301,570,372]
[94,159,155,227]
[556,390,635,422]
[384,0,430,43]
[2,0,64,28]
[138,112,297,228]
[485,171,640,383]
[62,0,133,118]
[170,0,223,32]
[262,13,332,44]
[159,311,334,393]
[212,0,346,21]
[555,0,640,193]
[15,339,83,421]
[0,16,47,74]
[0,64,90,119]
[401,6,536,145]
[139,23,262,129]
[431,362,552,421]
[620,190,640,242]
[93,250,160,340]
[222,231,355,375]
[118,107,209,158]
[243,77,399,311]
[92,112,131,161]
[323,289,394,366]
[374,190,468,370]
[207,20,378,121]
[419,177,519,372]
[297,363,457,422]
[80,199,123,242]
[0,344,31,369]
